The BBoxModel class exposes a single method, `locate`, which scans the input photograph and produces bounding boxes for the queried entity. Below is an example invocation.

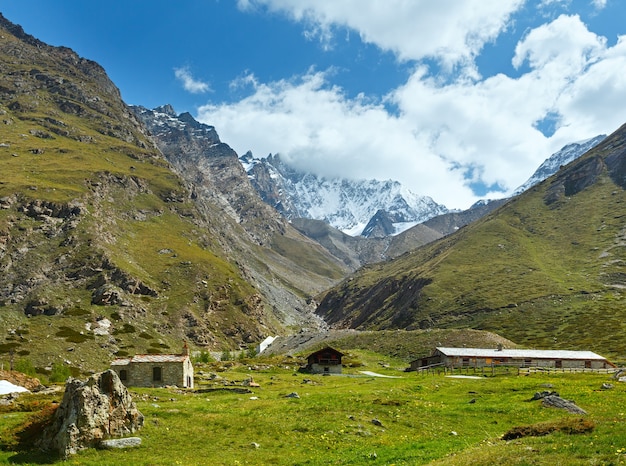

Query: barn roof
[436,347,610,361]
[111,354,189,365]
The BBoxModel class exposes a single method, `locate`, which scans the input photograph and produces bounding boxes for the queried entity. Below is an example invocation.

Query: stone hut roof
[111,354,189,365]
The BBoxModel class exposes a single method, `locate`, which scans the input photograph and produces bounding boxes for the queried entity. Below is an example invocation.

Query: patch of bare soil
[0,370,43,391]
[502,417,595,440]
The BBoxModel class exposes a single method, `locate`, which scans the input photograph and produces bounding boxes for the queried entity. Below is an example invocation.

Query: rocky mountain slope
[513,135,606,195]
[241,152,448,237]
[133,105,348,320]
[239,137,603,267]
[0,14,347,374]
[316,124,626,360]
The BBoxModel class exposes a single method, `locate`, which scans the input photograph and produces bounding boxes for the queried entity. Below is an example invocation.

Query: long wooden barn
[410,346,616,371]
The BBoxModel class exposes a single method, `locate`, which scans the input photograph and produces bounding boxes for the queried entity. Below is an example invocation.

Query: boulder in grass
[37,370,143,457]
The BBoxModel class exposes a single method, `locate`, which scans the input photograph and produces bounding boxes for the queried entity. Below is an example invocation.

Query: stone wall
[111,359,194,388]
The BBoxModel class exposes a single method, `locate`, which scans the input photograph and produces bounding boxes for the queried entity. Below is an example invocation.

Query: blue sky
[3,0,626,209]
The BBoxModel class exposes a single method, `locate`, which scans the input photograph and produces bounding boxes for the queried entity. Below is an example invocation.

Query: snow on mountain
[241,153,449,237]
[513,135,606,195]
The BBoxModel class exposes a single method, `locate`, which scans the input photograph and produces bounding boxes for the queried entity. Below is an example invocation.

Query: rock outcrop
[37,370,143,457]
[541,394,587,415]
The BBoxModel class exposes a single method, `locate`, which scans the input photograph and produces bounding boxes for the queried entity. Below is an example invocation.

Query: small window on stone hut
[119,369,128,381]
[153,366,162,382]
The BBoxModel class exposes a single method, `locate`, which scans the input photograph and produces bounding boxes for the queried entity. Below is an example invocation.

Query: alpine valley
[0,10,624,381]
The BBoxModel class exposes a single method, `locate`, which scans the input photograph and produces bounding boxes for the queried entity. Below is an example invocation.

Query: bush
[193,351,214,363]
[14,358,36,377]
[49,363,72,383]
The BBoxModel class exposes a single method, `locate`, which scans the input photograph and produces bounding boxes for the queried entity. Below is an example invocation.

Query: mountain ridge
[514,135,606,195]
[241,152,449,237]
[315,123,626,360]
[133,104,348,323]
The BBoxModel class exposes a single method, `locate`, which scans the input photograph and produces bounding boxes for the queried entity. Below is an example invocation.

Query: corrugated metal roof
[436,347,608,361]
[111,354,188,364]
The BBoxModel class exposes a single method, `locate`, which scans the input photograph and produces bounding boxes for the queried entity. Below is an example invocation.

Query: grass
[0,352,624,465]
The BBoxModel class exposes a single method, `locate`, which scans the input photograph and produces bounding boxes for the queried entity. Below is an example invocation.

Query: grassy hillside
[317,124,626,362]
[0,15,290,375]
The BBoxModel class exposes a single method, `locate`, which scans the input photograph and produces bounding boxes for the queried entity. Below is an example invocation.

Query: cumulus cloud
[238,0,523,67]
[203,5,626,209]
[198,69,493,208]
[174,67,210,94]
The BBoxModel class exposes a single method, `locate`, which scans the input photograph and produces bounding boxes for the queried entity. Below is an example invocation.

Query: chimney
[183,341,190,356]
[497,343,503,351]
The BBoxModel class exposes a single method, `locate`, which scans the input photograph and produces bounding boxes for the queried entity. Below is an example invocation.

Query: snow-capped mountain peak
[242,153,449,237]
[514,135,606,195]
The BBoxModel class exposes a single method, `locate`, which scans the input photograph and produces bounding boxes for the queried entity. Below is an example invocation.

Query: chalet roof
[435,347,609,361]
[307,346,344,358]
[111,354,189,365]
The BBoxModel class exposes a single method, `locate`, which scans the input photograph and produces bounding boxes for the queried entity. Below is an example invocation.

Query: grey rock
[531,390,559,400]
[100,437,142,449]
[542,395,587,415]
[37,370,143,457]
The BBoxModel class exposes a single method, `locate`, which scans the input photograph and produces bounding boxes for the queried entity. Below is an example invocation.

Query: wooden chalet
[305,346,344,374]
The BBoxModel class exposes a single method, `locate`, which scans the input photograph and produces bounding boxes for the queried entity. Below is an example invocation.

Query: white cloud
[174,67,210,94]
[512,14,605,73]
[554,34,626,140]
[197,70,477,207]
[591,0,607,9]
[238,0,524,67]
[204,6,626,210]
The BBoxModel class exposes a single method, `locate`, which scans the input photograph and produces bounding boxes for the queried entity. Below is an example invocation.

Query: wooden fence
[414,364,622,377]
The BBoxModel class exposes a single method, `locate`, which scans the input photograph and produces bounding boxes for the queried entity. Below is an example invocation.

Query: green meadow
[0,352,624,465]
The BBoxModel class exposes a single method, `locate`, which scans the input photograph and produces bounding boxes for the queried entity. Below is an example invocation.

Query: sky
[3,0,626,209]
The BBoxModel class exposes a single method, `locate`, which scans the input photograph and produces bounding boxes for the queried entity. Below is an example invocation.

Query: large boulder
[37,369,143,457]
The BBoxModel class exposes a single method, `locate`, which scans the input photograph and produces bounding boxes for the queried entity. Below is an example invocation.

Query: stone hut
[305,346,344,374]
[110,343,194,388]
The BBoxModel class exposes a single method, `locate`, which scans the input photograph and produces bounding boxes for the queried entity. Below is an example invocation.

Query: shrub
[193,351,214,363]
[14,358,36,377]
[6,402,59,451]
[48,363,72,383]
